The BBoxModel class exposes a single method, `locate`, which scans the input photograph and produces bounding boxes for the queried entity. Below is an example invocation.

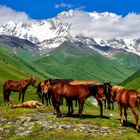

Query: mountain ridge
[0,10,140,56]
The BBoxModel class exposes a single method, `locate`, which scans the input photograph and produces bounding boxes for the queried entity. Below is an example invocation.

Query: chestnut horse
[37,80,51,105]
[37,79,73,105]
[111,86,140,132]
[45,79,105,118]
[3,77,36,105]
[70,80,112,110]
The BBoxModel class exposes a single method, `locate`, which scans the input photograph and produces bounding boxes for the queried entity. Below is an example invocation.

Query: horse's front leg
[22,92,25,103]
[48,92,52,105]
[55,96,62,117]
[19,92,22,103]
[97,99,103,117]
[78,99,85,118]
[44,94,49,106]
[7,91,11,105]
[104,99,106,109]
[111,101,114,110]
[42,94,45,105]
[67,99,73,116]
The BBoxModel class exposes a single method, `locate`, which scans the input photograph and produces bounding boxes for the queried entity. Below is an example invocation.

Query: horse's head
[30,77,37,88]
[41,79,52,94]
[96,84,106,100]
[111,86,124,101]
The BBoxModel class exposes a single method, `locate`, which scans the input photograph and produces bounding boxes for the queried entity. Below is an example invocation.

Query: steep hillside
[0,47,54,82]
[33,41,139,84]
[0,35,40,61]
[121,69,140,91]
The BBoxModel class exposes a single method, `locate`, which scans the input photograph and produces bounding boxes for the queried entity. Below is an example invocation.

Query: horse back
[63,84,89,98]
[117,89,138,106]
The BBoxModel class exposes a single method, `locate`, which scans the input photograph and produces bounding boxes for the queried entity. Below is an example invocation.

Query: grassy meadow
[0,44,140,139]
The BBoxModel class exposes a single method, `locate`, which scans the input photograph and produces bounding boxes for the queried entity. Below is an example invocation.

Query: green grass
[0,101,140,140]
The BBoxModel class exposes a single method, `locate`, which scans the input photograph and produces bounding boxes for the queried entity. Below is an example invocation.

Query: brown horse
[37,79,73,105]
[45,79,105,118]
[3,77,36,105]
[111,86,140,132]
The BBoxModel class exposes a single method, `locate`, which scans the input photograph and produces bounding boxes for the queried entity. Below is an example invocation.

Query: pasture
[0,86,140,140]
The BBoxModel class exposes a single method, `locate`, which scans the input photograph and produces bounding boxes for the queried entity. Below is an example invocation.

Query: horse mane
[112,85,124,92]
[69,80,100,85]
[48,78,73,85]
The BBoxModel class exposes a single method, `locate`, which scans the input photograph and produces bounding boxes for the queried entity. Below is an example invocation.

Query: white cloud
[59,10,140,39]
[54,3,73,9]
[0,5,30,24]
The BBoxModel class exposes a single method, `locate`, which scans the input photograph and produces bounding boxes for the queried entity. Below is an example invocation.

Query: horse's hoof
[100,115,103,118]
[135,129,140,133]
[56,114,62,118]
[79,115,83,119]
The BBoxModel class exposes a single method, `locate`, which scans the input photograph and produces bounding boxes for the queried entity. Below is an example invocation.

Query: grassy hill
[121,69,140,91]
[0,47,56,104]
[0,40,140,140]
[33,41,140,84]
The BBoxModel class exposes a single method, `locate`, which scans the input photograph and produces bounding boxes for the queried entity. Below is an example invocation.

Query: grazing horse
[3,77,36,105]
[111,86,140,132]
[45,79,105,118]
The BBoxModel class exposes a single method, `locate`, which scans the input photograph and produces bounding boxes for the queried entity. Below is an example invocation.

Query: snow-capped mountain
[0,9,140,55]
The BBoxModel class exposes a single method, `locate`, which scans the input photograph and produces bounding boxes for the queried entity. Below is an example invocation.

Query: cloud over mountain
[59,10,140,40]
[0,5,30,24]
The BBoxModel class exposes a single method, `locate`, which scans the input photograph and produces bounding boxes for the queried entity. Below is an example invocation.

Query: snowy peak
[0,10,140,55]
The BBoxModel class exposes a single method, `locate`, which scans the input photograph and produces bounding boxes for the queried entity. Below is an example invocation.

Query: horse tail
[136,94,140,112]
[36,82,42,99]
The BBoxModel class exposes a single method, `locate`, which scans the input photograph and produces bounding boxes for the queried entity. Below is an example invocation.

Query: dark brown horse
[3,77,36,105]
[103,82,113,110]
[45,79,105,118]
[111,86,140,132]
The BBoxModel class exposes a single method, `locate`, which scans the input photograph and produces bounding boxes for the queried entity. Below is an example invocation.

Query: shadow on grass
[117,119,140,132]
[63,113,110,119]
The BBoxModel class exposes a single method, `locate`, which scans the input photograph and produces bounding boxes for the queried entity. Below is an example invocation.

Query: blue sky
[0,0,140,19]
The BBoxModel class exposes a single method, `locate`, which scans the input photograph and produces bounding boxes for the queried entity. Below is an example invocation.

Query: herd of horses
[2,77,140,132]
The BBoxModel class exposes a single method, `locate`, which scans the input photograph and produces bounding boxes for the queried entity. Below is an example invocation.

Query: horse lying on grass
[11,100,43,108]
[111,86,140,132]
[3,77,37,105]
[44,79,106,118]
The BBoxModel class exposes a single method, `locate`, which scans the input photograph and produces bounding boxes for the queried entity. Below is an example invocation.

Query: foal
[111,86,140,132]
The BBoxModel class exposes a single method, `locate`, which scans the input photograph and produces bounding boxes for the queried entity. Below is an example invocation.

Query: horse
[37,80,52,105]
[3,77,36,105]
[44,79,105,118]
[70,80,112,110]
[11,100,43,108]
[111,86,140,132]
[37,79,73,106]
[103,82,113,110]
